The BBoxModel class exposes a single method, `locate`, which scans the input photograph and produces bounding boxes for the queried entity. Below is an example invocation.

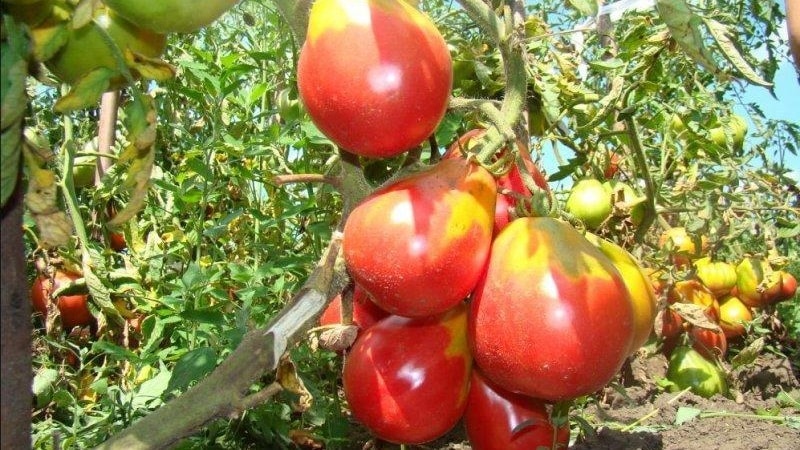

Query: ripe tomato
[297,0,452,158]
[342,305,471,444]
[30,271,94,330]
[658,227,706,267]
[584,233,657,354]
[777,271,797,302]
[445,129,550,233]
[319,285,389,331]
[717,295,752,338]
[464,370,570,450]
[343,158,496,317]
[565,179,612,230]
[690,326,727,360]
[108,230,127,252]
[694,257,737,296]
[103,0,238,33]
[735,257,780,307]
[669,279,720,321]
[35,5,166,88]
[469,217,634,402]
[666,346,728,398]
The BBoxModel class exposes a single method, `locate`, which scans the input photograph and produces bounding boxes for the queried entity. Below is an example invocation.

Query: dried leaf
[731,337,764,368]
[319,325,358,352]
[276,357,313,412]
[656,0,723,78]
[671,302,721,331]
[703,18,773,87]
[288,430,324,449]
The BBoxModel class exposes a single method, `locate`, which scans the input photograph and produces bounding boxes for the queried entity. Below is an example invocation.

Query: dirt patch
[343,352,800,450]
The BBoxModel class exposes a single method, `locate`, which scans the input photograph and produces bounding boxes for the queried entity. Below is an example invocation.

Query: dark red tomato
[343,158,496,317]
[30,271,94,330]
[469,217,634,402]
[690,326,727,360]
[319,285,389,330]
[297,0,452,158]
[660,308,685,340]
[109,230,127,252]
[464,370,570,450]
[342,304,471,444]
[445,129,550,233]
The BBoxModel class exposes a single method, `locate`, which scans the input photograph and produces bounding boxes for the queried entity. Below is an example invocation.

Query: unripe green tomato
[694,257,737,296]
[667,346,728,398]
[566,179,612,230]
[729,114,747,150]
[103,0,239,33]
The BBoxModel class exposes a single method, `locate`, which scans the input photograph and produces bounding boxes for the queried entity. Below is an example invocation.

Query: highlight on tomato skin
[463,369,570,450]
[297,0,452,158]
[342,304,472,445]
[343,158,496,318]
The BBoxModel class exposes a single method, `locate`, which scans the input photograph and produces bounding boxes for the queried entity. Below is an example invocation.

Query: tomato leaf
[566,0,597,17]
[167,347,218,394]
[276,357,313,412]
[655,0,723,78]
[675,406,701,425]
[703,18,772,88]
[730,337,764,369]
[671,302,720,331]
[54,68,114,113]
[124,48,176,82]
[30,19,69,62]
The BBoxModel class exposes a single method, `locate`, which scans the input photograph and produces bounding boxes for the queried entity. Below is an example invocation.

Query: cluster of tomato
[655,227,797,398]
[2,0,238,90]
[295,1,662,447]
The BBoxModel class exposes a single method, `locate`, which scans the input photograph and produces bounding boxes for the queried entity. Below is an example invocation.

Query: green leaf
[566,0,598,17]
[30,19,69,62]
[731,337,765,368]
[656,0,722,77]
[92,340,138,361]
[132,361,171,409]
[166,347,218,393]
[675,406,702,425]
[703,18,772,87]
[54,68,115,113]
[33,368,59,396]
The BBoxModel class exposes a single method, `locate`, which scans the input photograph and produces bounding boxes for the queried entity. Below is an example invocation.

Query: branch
[272,173,343,191]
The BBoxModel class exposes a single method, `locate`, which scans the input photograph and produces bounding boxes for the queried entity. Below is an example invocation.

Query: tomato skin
[319,285,389,330]
[735,257,780,307]
[445,129,549,234]
[718,295,753,338]
[464,370,570,450]
[469,217,634,402]
[777,272,798,302]
[342,305,471,444]
[584,233,658,354]
[690,326,727,360]
[659,227,706,267]
[103,0,238,33]
[343,158,496,317]
[667,346,728,398]
[297,0,452,158]
[30,271,94,330]
[694,258,737,296]
[669,279,720,321]
[565,179,612,230]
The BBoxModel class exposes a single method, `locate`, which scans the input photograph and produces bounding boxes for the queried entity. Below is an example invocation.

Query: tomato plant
[342,305,471,444]
[343,158,496,317]
[463,369,570,450]
[318,284,389,330]
[469,217,634,402]
[297,0,452,157]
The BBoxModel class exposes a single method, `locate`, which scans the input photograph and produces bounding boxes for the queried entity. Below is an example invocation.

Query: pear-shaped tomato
[297,0,452,158]
[718,295,753,338]
[659,227,706,267]
[666,346,728,398]
[342,305,471,444]
[585,233,657,354]
[319,285,389,331]
[694,257,737,296]
[690,326,727,360]
[565,179,612,230]
[343,158,496,317]
[469,217,634,402]
[669,279,720,321]
[30,271,94,330]
[103,0,238,33]
[735,257,781,307]
[464,370,570,450]
[445,129,550,234]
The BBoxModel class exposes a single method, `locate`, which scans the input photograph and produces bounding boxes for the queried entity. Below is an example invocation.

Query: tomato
[658,227,706,267]
[469,217,634,402]
[729,114,748,150]
[694,257,737,296]
[735,257,780,307]
[297,0,452,158]
[603,180,645,226]
[584,233,657,354]
[445,129,550,233]
[36,5,166,88]
[103,0,238,33]
[464,370,570,450]
[565,179,612,230]
[777,271,797,302]
[603,152,622,179]
[660,308,685,340]
[717,295,752,339]
[3,0,53,26]
[108,230,127,252]
[343,158,496,317]
[342,305,471,444]
[319,285,389,331]
[668,280,720,321]
[666,346,728,398]
[30,271,94,330]
[690,326,727,360]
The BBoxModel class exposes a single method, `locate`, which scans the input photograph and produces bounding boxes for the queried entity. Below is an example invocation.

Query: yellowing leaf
[30,19,69,62]
[656,0,723,78]
[703,18,773,88]
[54,68,115,113]
[124,48,176,82]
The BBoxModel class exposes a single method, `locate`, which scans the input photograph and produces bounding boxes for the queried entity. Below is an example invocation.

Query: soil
[343,350,800,450]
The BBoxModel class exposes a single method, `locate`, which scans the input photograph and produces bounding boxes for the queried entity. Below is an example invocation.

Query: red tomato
[445,129,550,233]
[343,158,496,317]
[319,285,389,330]
[109,231,127,252]
[342,305,471,444]
[690,326,727,360]
[777,272,798,302]
[469,217,634,402]
[30,271,94,330]
[297,0,452,158]
[464,370,570,450]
